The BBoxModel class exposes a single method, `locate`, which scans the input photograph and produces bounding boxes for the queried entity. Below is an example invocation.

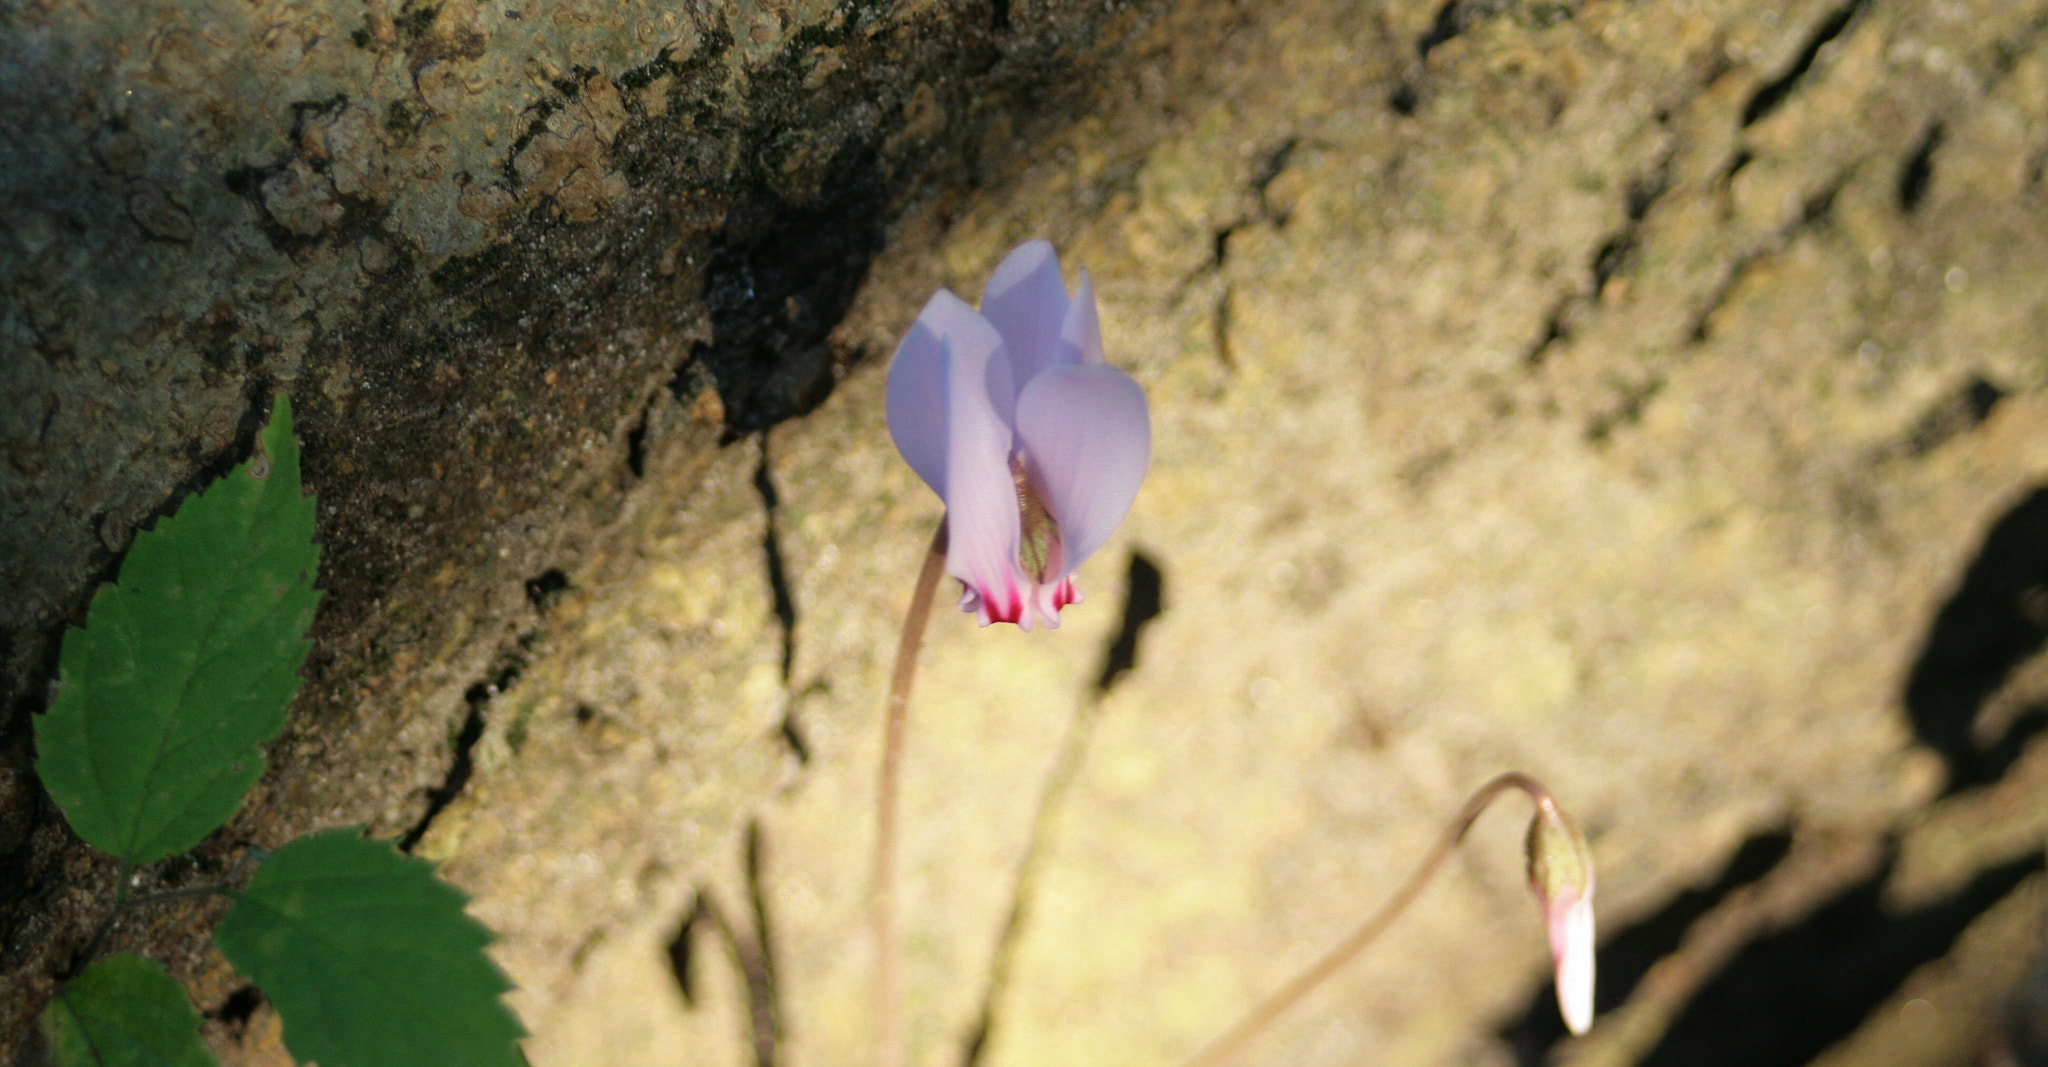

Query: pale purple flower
[886,241,1150,630]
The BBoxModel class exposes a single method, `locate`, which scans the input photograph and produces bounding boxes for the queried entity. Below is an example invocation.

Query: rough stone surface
[5,0,2048,1062]
[1,0,1166,1047]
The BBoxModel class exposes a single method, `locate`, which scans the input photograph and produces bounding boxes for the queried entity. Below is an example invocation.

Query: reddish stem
[1182,772,1558,1067]
[872,520,948,1067]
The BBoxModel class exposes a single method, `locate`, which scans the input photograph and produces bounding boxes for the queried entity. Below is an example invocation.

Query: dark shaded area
[743,820,783,1067]
[398,650,524,852]
[524,567,571,614]
[1499,831,1794,1065]
[2001,941,2048,1065]
[624,405,652,478]
[688,143,889,443]
[1626,163,1670,222]
[661,823,784,1067]
[1523,299,1571,366]
[1389,81,1421,115]
[1094,551,1166,693]
[1417,0,1514,60]
[1903,375,2006,459]
[1590,232,1635,292]
[0,764,64,977]
[1903,485,2048,794]
[1638,849,2043,1067]
[208,983,265,1025]
[1898,122,1943,213]
[0,0,1135,751]
[1250,138,1301,224]
[779,714,812,766]
[1742,0,1868,127]
[753,438,799,682]
[666,891,711,1008]
[753,435,811,764]
[1504,484,2048,1065]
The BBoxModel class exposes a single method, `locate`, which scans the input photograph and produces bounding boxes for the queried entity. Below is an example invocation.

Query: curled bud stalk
[1526,795,1597,1036]
[1183,772,1596,1067]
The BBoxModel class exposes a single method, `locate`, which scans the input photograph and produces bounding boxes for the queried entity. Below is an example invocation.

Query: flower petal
[885,297,954,497]
[1058,269,1104,366]
[980,240,1070,399]
[1013,363,1150,580]
[922,298,1023,626]
[1551,891,1597,1035]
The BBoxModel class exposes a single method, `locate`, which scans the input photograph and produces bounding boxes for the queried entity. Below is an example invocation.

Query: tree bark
[0,0,1160,1048]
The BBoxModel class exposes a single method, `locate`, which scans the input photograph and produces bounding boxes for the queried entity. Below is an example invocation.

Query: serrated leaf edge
[42,393,318,865]
[217,832,525,1067]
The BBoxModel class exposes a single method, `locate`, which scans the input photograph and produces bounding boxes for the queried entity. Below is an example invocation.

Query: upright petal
[1013,363,1150,580]
[930,308,1025,627]
[885,300,954,497]
[980,240,1070,400]
[1057,269,1105,366]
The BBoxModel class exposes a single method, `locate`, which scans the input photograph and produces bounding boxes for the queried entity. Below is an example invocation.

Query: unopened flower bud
[1525,796,1596,1035]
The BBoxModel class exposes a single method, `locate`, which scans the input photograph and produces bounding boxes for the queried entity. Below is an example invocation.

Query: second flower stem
[1183,771,1556,1067]
[873,519,949,1067]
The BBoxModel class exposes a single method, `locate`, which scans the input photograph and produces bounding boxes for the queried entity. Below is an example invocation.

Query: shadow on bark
[1902,485,2048,796]
[1499,483,2048,1066]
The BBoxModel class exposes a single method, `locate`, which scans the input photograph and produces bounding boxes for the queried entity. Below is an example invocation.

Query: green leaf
[39,953,220,1067]
[36,395,320,865]
[215,830,525,1067]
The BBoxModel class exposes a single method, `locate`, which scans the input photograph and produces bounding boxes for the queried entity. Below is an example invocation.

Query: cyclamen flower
[886,240,1150,630]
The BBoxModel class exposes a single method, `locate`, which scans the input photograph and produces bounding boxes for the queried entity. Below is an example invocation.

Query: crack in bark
[398,643,528,852]
[1688,168,1853,344]
[1521,296,1573,367]
[753,435,798,685]
[1741,0,1870,128]
[1523,146,1673,369]
[1896,121,1943,214]
[751,433,811,766]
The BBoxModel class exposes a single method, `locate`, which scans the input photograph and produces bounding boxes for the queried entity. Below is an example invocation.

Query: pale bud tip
[1553,892,1596,1035]
[1526,794,1597,1035]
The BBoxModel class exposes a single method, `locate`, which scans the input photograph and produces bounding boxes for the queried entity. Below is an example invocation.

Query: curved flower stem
[873,519,949,1067]
[1182,771,1558,1067]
